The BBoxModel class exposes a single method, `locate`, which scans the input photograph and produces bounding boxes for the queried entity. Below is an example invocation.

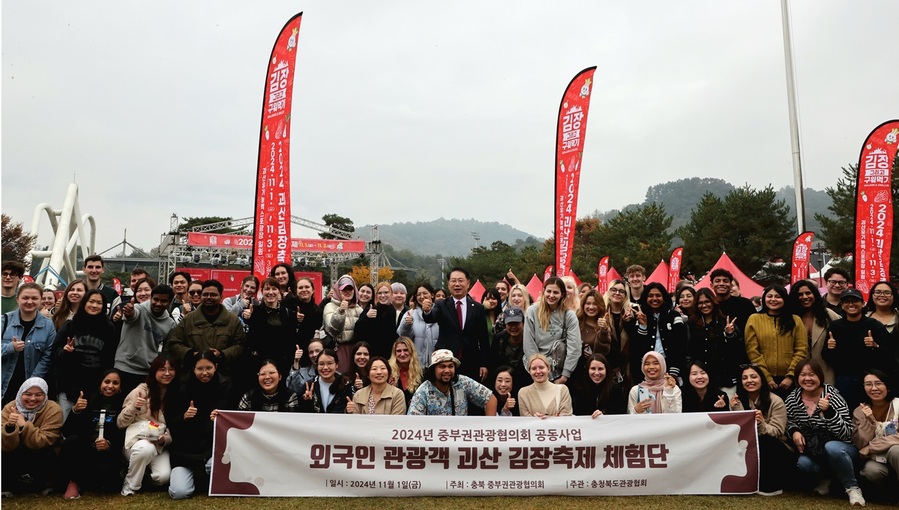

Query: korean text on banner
[210,412,758,497]
[667,248,683,293]
[554,67,596,277]
[854,120,898,298]
[790,232,814,284]
[252,13,303,283]
[597,256,610,294]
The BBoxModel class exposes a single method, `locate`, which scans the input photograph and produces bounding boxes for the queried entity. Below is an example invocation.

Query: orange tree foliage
[350,265,394,286]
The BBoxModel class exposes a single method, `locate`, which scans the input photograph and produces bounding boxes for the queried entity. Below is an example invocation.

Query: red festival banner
[854,120,899,298]
[667,247,683,293]
[596,257,609,294]
[188,232,365,254]
[554,67,596,277]
[543,265,554,282]
[252,13,303,283]
[790,232,814,284]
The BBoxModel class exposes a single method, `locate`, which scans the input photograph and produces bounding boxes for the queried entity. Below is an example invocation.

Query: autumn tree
[591,203,674,271]
[450,240,519,285]
[678,185,794,277]
[2,214,36,269]
[350,265,394,286]
[320,214,355,240]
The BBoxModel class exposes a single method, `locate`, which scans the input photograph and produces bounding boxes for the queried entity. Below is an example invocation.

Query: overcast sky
[3,1,898,256]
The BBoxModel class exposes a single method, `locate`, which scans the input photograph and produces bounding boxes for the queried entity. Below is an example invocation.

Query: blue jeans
[796,440,861,489]
[168,457,212,499]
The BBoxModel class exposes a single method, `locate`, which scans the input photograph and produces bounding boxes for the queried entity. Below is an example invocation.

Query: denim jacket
[1,311,56,398]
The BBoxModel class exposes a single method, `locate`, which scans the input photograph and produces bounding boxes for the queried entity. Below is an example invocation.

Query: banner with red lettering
[554,67,596,277]
[252,13,303,283]
[597,257,609,294]
[667,247,683,293]
[790,232,814,284]
[189,232,365,253]
[210,412,757,497]
[854,120,899,298]
[177,268,322,299]
[543,265,554,282]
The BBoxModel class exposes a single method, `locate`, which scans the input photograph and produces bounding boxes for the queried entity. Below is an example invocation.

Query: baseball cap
[503,307,524,323]
[839,289,863,302]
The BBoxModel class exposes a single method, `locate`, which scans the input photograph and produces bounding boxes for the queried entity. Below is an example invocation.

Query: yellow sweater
[744,313,808,381]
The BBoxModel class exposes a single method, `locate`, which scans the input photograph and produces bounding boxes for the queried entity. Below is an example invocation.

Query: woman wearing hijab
[628,351,682,414]
[1,377,62,496]
[323,275,363,373]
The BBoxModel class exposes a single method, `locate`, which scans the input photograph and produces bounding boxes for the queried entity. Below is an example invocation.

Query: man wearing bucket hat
[407,349,497,416]
[822,288,893,409]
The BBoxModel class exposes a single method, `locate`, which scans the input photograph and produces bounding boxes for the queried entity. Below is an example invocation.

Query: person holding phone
[785,358,863,506]
[628,351,681,414]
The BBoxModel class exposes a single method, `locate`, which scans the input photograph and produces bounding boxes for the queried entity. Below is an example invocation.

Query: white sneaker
[120,484,135,497]
[846,487,865,507]
[814,478,831,496]
[757,489,783,496]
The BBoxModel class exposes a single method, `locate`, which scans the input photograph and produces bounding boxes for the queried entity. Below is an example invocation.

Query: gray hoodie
[114,300,176,375]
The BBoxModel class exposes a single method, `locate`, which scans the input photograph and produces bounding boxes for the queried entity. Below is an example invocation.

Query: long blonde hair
[603,279,632,312]
[509,284,532,312]
[536,277,566,331]
[388,337,422,393]
[561,276,579,311]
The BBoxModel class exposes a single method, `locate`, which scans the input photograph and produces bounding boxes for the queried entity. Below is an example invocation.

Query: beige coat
[351,384,407,415]
[1,400,62,452]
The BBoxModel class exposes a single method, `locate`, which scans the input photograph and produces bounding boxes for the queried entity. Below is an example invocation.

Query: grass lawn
[2,491,896,509]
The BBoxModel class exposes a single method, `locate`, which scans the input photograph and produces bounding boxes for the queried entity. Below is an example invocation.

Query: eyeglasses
[317,361,336,368]
[608,288,626,295]
[188,290,202,295]
[1,272,19,278]
[863,381,886,388]
[697,301,713,307]
[827,279,848,287]
[872,290,893,297]
[738,363,759,369]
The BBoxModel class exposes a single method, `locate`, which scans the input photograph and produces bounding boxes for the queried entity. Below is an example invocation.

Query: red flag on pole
[597,256,609,295]
[554,67,596,277]
[252,13,303,284]
[543,265,554,282]
[790,232,814,284]
[668,247,683,294]
[854,120,899,298]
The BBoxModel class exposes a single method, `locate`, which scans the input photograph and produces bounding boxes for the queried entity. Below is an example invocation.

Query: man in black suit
[421,267,488,381]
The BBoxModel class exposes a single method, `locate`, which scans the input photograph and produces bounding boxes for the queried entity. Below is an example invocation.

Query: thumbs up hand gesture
[354,373,363,390]
[345,396,357,414]
[863,330,876,348]
[73,391,88,413]
[827,332,836,350]
[134,389,147,410]
[184,400,197,420]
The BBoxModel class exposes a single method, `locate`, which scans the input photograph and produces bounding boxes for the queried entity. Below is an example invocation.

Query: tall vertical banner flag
[554,67,596,277]
[543,265,554,282]
[597,257,610,294]
[854,120,899,298]
[790,232,814,284]
[252,13,303,283]
[667,247,683,293]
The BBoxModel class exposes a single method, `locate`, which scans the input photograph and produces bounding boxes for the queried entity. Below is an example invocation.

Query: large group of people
[1,257,897,504]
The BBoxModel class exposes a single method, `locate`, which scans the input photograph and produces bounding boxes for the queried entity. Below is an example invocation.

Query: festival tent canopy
[607,267,622,284]
[526,274,543,300]
[645,260,670,286]
[569,271,582,286]
[469,280,486,302]
[693,252,765,298]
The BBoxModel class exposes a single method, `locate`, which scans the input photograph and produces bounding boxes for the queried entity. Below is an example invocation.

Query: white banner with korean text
[210,411,758,497]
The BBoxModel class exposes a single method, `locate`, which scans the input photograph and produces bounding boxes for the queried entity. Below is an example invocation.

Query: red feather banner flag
[554,67,596,277]
[790,232,814,284]
[597,256,610,294]
[667,247,683,293]
[854,120,899,298]
[543,265,554,282]
[253,13,303,283]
